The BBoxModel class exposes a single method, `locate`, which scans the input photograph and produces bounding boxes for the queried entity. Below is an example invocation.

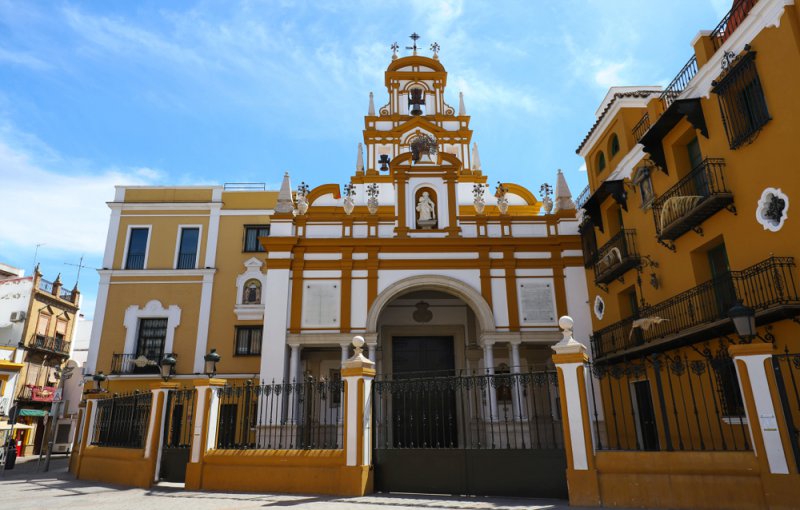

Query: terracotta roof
[575,90,659,154]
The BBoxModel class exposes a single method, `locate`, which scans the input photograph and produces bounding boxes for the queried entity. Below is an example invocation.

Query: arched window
[242,279,262,305]
[610,134,620,157]
[597,152,606,173]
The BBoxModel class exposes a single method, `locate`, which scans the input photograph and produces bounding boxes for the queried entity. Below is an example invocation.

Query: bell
[379,154,391,172]
[408,88,425,116]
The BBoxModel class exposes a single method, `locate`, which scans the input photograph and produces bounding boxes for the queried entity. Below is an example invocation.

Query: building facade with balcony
[574,0,800,471]
[0,263,80,456]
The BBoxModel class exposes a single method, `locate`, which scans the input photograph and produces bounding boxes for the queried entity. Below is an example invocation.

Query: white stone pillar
[730,344,790,474]
[340,343,349,365]
[367,342,376,362]
[343,336,376,468]
[288,344,300,383]
[259,264,291,384]
[509,341,523,420]
[551,316,590,472]
[483,341,498,420]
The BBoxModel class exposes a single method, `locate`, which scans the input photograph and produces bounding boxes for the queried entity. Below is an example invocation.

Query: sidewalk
[0,460,592,510]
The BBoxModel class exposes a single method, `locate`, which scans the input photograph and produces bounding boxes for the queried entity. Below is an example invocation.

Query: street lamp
[92,371,107,392]
[204,349,221,378]
[728,301,756,343]
[160,354,177,381]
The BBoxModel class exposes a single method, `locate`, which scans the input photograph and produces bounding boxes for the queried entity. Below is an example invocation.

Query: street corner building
[68,2,800,509]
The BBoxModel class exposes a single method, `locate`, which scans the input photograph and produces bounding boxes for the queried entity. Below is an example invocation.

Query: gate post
[729,344,792,471]
[551,316,600,507]
[185,378,226,490]
[149,382,179,483]
[73,392,106,480]
[342,335,375,496]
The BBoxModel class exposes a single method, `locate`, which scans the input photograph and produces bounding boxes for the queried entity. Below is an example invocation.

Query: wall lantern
[728,301,756,342]
[204,348,221,378]
[92,371,107,392]
[160,353,177,381]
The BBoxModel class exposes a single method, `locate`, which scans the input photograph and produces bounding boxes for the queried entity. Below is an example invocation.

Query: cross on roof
[406,32,420,54]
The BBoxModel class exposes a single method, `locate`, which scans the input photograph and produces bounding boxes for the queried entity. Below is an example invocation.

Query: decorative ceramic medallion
[593,295,605,320]
[756,187,788,232]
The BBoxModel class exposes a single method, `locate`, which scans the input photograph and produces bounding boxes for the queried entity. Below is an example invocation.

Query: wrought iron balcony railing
[651,158,733,242]
[17,384,58,402]
[176,252,197,270]
[125,253,145,270]
[38,278,54,293]
[662,55,698,110]
[28,334,71,356]
[593,229,640,285]
[591,256,800,360]
[575,184,591,209]
[632,112,650,143]
[711,0,759,50]
[111,352,177,375]
[59,287,74,301]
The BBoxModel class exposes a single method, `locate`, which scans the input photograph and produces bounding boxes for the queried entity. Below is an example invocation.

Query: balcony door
[708,244,736,319]
[135,318,168,372]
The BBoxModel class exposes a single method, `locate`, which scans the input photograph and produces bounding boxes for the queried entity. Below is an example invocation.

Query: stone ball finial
[558,315,574,331]
[352,335,365,349]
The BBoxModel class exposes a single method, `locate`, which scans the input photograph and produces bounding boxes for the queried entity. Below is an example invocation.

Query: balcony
[711,0,759,51]
[28,334,71,357]
[37,277,78,304]
[111,352,177,375]
[17,384,58,403]
[651,158,733,243]
[632,112,650,143]
[591,256,800,361]
[593,229,640,285]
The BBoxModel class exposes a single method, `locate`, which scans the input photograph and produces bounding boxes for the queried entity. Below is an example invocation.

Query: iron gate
[159,388,196,483]
[772,352,800,471]
[372,369,567,497]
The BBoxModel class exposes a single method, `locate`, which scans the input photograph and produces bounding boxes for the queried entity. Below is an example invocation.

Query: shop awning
[18,409,47,417]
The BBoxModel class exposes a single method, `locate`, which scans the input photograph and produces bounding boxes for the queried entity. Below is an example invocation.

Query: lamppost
[728,301,756,343]
[160,354,177,382]
[204,349,221,378]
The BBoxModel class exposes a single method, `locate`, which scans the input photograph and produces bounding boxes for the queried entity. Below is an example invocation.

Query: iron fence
[587,351,751,452]
[575,185,591,210]
[38,278,54,293]
[592,256,799,359]
[651,158,732,240]
[163,388,196,448]
[91,391,153,448]
[110,352,176,374]
[711,0,759,50]
[29,334,71,355]
[661,55,698,109]
[58,287,74,301]
[374,370,563,450]
[771,350,800,471]
[215,377,344,450]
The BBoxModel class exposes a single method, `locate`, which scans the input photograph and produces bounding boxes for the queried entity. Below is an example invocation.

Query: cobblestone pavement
[0,457,597,510]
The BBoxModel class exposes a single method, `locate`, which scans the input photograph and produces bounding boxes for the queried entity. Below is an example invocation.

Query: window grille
[713,51,770,150]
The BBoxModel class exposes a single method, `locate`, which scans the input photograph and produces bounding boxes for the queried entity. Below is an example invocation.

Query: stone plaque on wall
[301,280,340,327]
[518,279,556,324]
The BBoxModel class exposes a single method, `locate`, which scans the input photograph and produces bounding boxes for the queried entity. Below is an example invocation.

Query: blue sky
[0,0,732,319]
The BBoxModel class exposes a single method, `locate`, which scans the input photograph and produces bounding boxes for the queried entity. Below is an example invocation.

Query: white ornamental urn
[367,197,379,215]
[542,196,554,215]
[497,197,509,215]
[473,198,485,215]
[343,196,355,215]
[296,197,309,215]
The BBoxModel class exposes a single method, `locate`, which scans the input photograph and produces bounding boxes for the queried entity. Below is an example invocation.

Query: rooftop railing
[711,0,759,50]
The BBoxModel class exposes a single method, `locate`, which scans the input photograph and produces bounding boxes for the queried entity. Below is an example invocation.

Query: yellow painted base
[192,449,372,496]
[76,446,154,489]
[566,468,601,507]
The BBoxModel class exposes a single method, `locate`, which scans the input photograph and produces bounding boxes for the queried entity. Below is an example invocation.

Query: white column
[340,343,349,365]
[85,272,111,374]
[367,343,376,362]
[343,336,375,468]
[552,316,590,471]
[483,341,498,420]
[509,341,523,420]
[732,349,790,474]
[259,266,291,383]
[149,388,171,482]
[288,344,301,383]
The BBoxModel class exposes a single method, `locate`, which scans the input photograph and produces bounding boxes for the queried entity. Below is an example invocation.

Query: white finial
[552,315,586,355]
[356,143,364,174]
[275,172,295,214]
[458,91,466,116]
[368,92,375,116]
[343,335,375,368]
[471,142,482,172]
[553,168,576,213]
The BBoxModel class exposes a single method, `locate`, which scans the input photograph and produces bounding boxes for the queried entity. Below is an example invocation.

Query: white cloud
[0,47,51,70]
[0,125,162,255]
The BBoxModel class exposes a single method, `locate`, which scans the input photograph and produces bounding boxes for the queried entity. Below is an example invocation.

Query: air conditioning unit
[9,311,26,322]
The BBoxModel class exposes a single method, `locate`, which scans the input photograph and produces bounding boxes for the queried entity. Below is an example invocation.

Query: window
[687,137,703,171]
[633,166,654,208]
[176,227,200,269]
[243,225,270,252]
[597,152,606,173]
[713,51,770,150]
[125,228,149,269]
[610,134,620,157]
[242,279,262,304]
[235,326,262,356]
[711,354,745,417]
[135,318,167,361]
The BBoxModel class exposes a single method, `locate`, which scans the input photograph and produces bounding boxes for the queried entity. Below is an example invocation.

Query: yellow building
[576,0,800,471]
[0,263,80,456]
[82,42,589,496]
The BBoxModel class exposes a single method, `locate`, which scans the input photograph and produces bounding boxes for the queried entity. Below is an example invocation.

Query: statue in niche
[416,191,437,229]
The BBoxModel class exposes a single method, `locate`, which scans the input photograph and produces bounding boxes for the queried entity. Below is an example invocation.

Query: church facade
[85,50,589,392]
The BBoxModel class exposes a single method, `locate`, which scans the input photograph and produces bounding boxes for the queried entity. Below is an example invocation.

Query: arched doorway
[368,276,567,498]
